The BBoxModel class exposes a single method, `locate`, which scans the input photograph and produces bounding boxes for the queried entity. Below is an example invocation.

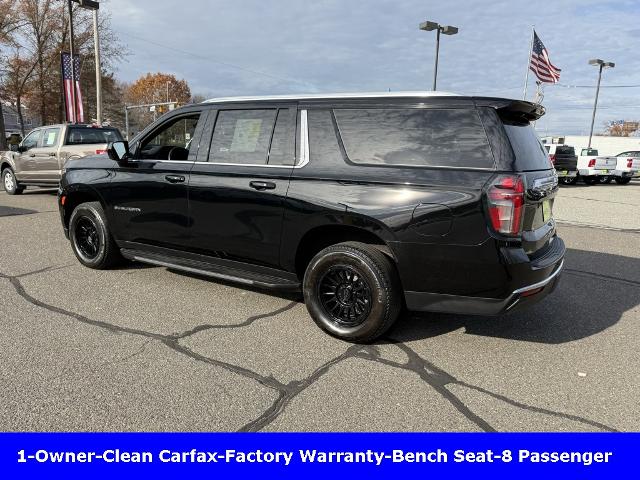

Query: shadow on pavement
[390,247,639,344]
[0,206,38,217]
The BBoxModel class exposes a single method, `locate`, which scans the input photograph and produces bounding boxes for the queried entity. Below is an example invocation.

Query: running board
[120,248,300,292]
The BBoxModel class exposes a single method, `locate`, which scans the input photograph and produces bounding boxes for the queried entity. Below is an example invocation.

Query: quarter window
[333,108,494,168]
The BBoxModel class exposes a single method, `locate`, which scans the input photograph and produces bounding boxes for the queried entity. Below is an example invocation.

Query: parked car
[58,92,565,342]
[1,124,123,194]
[611,151,640,184]
[544,144,578,185]
[575,147,617,185]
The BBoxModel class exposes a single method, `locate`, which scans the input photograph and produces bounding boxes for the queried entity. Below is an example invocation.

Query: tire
[2,168,24,195]
[303,242,402,343]
[559,176,577,185]
[582,176,598,185]
[69,201,123,269]
[598,176,613,184]
[614,177,632,185]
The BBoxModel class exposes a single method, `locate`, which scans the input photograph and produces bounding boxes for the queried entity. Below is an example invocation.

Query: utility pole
[93,8,102,124]
[67,0,77,123]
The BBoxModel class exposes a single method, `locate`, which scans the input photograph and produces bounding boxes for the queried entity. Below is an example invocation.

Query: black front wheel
[69,201,123,269]
[303,242,401,343]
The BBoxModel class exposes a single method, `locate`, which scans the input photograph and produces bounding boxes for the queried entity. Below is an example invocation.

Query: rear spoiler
[473,97,546,123]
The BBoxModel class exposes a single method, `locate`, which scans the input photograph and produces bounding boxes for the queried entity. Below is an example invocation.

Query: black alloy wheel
[74,216,101,261]
[317,265,373,327]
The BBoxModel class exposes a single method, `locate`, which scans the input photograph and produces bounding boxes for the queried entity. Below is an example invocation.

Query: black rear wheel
[614,177,632,185]
[303,242,401,343]
[559,176,577,185]
[598,176,613,184]
[582,176,598,185]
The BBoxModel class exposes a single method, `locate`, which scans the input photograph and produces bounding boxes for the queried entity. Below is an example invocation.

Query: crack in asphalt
[0,267,619,433]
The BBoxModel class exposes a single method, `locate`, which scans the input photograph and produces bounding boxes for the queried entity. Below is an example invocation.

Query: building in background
[2,103,41,139]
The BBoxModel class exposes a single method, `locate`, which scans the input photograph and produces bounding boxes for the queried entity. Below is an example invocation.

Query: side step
[120,248,301,292]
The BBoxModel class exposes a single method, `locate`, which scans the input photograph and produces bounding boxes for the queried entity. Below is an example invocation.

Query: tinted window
[209,109,277,164]
[502,123,551,170]
[43,128,61,147]
[139,114,200,160]
[544,145,550,152]
[555,146,575,156]
[334,108,494,168]
[308,109,343,164]
[267,109,295,166]
[617,151,640,157]
[21,130,41,150]
[67,127,123,145]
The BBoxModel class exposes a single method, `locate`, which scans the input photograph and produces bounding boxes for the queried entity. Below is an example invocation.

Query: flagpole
[523,25,535,100]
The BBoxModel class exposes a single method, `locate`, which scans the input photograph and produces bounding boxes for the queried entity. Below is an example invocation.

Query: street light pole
[419,21,458,91]
[587,58,615,149]
[67,0,77,123]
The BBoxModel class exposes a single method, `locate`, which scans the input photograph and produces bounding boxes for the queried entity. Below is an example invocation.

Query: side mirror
[9,144,19,152]
[107,141,130,162]
[17,145,27,153]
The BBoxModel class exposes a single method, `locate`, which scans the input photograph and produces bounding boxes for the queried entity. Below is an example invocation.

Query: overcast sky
[107,0,639,135]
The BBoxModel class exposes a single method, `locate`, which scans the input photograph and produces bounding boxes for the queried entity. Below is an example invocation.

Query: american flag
[61,52,84,123]
[529,31,561,83]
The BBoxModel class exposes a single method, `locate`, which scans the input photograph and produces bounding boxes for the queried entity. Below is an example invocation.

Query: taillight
[95,149,107,155]
[588,158,596,167]
[486,175,525,236]
[549,154,556,165]
[628,159,633,168]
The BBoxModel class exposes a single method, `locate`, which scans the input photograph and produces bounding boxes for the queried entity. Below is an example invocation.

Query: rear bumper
[405,237,565,316]
[612,169,637,177]
[579,168,611,176]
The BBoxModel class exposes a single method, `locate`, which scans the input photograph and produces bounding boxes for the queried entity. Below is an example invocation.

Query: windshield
[67,127,123,145]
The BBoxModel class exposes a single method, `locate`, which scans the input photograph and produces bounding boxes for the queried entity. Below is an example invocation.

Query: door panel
[104,110,206,250]
[30,127,62,182]
[188,106,296,268]
[14,129,42,182]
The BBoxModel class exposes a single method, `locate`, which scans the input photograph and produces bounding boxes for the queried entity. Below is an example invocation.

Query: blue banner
[0,433,635,478]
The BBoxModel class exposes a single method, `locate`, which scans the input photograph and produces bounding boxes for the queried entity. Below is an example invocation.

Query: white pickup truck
[1,123,122,195]
[575,148,618,185]
[610,150,640,185]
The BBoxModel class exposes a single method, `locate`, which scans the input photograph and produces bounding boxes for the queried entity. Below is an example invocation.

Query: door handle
[49,153,56,156]
[249,181,276,190]
[165,175,185,183]
[29,153,36,157]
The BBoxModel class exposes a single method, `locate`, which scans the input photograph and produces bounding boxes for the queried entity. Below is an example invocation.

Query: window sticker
[46,132,57,146]
[231,119,262,153]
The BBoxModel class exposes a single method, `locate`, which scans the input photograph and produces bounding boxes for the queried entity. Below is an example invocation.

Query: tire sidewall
[69,203,109,268]
[303,249,389,340]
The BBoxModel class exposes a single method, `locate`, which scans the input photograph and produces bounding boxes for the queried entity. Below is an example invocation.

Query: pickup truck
[1,123,123,195]
[544,144,578,185]
[611,150,640,184]
[575,147,618,185]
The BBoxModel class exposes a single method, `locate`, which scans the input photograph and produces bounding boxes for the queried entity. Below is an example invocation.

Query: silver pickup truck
[1,124,123,195]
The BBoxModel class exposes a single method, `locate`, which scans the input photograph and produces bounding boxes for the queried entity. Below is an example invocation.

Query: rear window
[67,127,123,145]
[502,123,551,171]
[555,145,575,156]
[333,108,494,168]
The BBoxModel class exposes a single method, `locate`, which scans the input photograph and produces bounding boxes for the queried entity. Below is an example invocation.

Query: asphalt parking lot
[1,181,638,432]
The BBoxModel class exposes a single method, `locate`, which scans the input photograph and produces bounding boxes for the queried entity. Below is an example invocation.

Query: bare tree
[0,0,21,149]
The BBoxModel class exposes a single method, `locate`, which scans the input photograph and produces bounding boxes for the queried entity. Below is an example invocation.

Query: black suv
[58,92,565,342]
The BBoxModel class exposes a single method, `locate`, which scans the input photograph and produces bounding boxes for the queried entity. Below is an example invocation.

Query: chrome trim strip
[512,259,564,295]
[203,91,460,104]
[298,109,309,168]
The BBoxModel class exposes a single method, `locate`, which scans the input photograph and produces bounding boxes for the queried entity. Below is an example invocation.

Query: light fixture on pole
[419,20,458,91]
[587,58,614,148]
[71,0,101,124]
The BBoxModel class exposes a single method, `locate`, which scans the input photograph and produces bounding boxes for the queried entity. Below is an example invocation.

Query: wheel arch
[293,222,397,280]
[62,185,108,230]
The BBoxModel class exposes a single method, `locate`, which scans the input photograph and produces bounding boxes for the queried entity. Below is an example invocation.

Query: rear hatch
[550,145,577,171]
[492,103,558,256]
[616,156,640,171]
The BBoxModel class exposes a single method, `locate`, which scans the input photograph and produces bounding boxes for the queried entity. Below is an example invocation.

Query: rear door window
[501,123,551,171]
[209,109,277,165]
[333,108,494,168]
